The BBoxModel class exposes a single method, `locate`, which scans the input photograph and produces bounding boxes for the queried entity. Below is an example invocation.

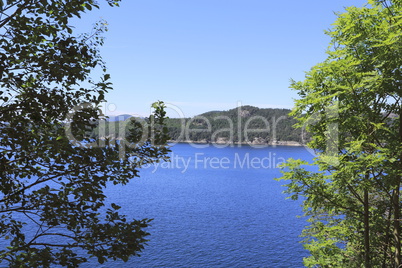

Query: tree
[0,0,170,267]
[278,0,402,267]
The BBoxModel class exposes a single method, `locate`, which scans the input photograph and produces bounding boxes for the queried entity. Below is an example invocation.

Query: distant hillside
[165,106,303,145]
[89,106,305,145]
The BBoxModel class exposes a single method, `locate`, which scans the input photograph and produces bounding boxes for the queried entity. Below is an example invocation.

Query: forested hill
[165,106,303,145]
[90,106,304,145]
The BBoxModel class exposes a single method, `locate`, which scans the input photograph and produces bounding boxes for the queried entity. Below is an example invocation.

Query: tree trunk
[382,202,393,268]
[364,187,371,268]
[393,185,401,268]
[395,111,402,267]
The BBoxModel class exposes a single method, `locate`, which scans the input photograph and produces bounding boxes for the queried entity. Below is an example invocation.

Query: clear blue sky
[78,0,367,118]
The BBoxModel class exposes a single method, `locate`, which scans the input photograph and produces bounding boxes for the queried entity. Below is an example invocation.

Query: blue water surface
[84,144,315,268]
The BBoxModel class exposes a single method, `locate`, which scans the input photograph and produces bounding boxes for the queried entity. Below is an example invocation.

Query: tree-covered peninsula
[94,106,305,146]
[166,106,302,145]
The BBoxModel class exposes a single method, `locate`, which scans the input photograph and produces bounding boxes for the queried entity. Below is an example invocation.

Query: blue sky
[78,0,367,118]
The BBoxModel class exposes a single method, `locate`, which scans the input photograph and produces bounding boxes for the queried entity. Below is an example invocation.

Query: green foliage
[0,1,169,267]
[279,1,402,267]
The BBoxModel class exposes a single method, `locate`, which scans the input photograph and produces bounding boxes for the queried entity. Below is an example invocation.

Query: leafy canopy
[279,0,402,267]
[0,0,169,267]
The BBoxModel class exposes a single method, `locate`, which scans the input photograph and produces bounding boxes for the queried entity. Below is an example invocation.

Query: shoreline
[167,140,304,147]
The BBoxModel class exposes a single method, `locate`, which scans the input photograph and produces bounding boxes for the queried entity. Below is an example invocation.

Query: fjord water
[94,144,315,267]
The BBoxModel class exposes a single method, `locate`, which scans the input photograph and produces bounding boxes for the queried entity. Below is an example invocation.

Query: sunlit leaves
[279,1,402,267]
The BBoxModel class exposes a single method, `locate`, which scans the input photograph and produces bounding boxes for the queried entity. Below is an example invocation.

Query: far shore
[167,140,303,147]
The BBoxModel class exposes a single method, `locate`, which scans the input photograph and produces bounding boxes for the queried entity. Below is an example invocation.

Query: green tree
[0,0,169,267]
[279,0,402,267]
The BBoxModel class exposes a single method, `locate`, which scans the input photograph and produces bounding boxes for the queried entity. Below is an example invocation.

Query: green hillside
[166,106,303,144]
[88,106,304,145]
